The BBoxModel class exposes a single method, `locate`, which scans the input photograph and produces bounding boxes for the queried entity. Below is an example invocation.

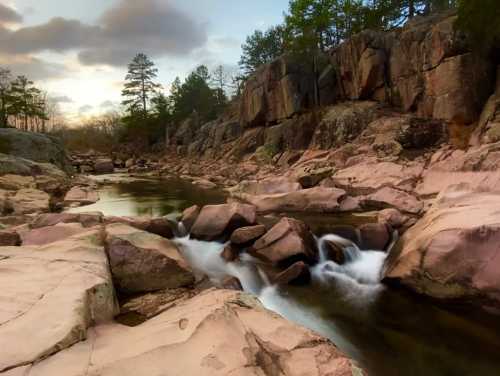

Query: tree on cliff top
[456,0,500,49]
[170,65,222,124]
[239,25,285,75]
[0,68,12,128]
[121,53,161,116]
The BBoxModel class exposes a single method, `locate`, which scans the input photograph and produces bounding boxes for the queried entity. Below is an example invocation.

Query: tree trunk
[409,0,415,18]
[312,55,320,107]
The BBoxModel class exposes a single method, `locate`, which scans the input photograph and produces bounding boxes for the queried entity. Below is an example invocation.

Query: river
[70,174,500,376]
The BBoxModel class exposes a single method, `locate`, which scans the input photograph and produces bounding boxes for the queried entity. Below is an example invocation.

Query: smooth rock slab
[19,289,362,376]
[384,185,500,313]
[0,228,117,373]
[21,223,89,246]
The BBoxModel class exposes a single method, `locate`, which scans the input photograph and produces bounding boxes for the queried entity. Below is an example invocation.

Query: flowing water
[71,174,500,376]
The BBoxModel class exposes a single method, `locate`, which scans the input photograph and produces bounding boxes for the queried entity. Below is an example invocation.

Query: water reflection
[69,174,227,219]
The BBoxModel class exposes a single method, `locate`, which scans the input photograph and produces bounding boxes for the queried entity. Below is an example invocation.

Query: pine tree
[0,68,12,128]
[121,53,161,116]
[9,76,43,131]
[239,26,285,75]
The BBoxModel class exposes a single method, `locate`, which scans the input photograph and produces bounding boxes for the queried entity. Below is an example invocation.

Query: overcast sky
[0,0,288,122]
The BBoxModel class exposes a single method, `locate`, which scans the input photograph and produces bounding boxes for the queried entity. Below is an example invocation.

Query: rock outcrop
[384,185,500,313]
[0,228,117,372]
[0,128,72,172]
[16,289,361,376]
[239,55,317,127]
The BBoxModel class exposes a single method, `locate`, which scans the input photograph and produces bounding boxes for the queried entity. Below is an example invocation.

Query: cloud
[99,100,116,108]
[52,95,73,104]
[0,54,70,80]
[0,4,22,24]
[0,0,207,67]
[78,104,93,114]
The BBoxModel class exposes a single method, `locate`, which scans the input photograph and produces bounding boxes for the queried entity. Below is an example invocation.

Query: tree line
[10,0,497,154]
[117,53,236,148]
[0,68,57,132]
[238,0,494,77]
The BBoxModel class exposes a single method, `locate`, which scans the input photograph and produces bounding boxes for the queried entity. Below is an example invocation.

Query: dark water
[69,174,227,219]
[71,175,500,376]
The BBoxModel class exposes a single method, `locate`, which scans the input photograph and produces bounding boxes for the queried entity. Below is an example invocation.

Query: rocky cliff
[171,12,496,162]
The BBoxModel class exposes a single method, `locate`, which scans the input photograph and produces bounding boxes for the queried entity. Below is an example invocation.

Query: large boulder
[63,186,99,207]
[21,289,362,376]
[230,224,267,245]
[383,185,500,313]
[249,217,318,266]
[6,188,51,215]
[236,186,346,214]
[0,228,117,372]
[190,203,257,241]
[105,224,194,294]
[0,128,72,172]
[0,153,68,180]
[180,205,200,233]
[94,158,114,174]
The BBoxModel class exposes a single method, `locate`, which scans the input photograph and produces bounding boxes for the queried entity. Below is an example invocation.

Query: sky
[0,0,288,123]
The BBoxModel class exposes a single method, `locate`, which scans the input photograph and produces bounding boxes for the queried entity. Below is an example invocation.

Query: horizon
[0,0,288,124]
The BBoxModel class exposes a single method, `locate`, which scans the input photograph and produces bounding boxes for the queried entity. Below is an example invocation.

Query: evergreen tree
[9,75,44,131]
[121,53,161,116]
[170,65,220,123]
[239,26,285,75]
[0,68,12,128]
[456,0,499,49]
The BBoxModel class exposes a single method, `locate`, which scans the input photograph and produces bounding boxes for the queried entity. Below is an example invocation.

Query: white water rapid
[175,230,389,306]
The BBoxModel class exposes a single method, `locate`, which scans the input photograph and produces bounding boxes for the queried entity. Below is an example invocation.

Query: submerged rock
[274,261,311,286]
[105,224,194,294]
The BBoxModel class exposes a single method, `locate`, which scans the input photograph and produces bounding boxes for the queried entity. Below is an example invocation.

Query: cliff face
[172,12,497,161]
